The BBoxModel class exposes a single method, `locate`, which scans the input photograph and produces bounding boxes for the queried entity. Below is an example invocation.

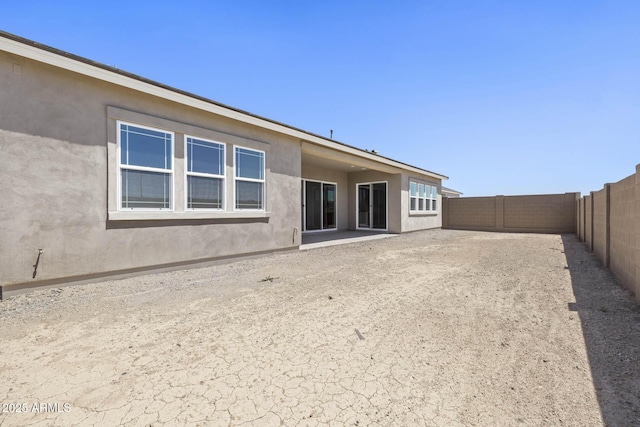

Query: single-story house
[0,31,448,298]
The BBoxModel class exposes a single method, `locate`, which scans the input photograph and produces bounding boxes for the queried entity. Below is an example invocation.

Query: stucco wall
[301,164,349,231]
[0,51,302,292]
[401,173,442,232]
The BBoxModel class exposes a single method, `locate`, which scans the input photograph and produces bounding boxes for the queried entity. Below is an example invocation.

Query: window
[431,186,438,211]
[410,181,417,210]
[119,122,173,209]
[109,108,272,219]
[409,180,438,213]
[186,136,225,210]
[235,146,265,210]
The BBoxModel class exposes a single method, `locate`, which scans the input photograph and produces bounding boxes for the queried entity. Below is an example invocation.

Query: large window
[119,122,173,210]
[235,146,265,210]
[410,180,438,212]
[110,110,270,217]
[186,136,225,210]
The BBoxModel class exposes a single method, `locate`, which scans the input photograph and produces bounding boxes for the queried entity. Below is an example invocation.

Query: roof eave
[0,30,448,181]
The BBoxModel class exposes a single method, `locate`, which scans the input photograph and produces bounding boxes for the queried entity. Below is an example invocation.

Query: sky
[2,1,639,196]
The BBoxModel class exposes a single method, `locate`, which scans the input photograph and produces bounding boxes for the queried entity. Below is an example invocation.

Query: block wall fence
[443,176,640,304]
[442,193,579,234]
[576,165,640,302]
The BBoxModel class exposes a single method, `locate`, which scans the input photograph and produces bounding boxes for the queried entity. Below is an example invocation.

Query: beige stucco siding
[401,173,442,232]
[0,52,302,288]
[0,45,450,294]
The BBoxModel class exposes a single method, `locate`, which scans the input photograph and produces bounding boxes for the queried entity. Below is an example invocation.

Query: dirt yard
[1,230,639,426]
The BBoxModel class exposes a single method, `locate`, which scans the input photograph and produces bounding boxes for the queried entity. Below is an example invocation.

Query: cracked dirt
[1,230,639,426]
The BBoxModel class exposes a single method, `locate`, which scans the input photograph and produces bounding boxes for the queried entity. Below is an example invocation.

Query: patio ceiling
[301,142,401,174]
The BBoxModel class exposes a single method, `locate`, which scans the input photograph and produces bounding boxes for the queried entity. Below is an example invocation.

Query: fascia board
[0,35,448,181]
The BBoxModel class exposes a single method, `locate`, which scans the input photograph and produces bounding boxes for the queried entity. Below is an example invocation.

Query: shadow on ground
[561,234,640,426]
[301,230,390,245]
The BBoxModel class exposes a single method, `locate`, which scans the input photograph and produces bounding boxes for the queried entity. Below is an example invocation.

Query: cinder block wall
[585,195,593,249]
[443,193,578,233]
[578,198,585,241]
[592,188,608,265]
[609,175,636,292]
[578,167,639,302]
[446,197,496,228]
[503,194,577,230]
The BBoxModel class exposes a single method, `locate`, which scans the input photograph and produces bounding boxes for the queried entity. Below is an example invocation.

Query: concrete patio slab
[300,230,398,250]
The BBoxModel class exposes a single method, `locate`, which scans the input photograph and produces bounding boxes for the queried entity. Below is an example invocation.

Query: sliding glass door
[371,182,387,229]
[305,181,322,231]
[358,185,370,228]
[356,182,387,230]
[323,183,336,229]
[302,180,337,232]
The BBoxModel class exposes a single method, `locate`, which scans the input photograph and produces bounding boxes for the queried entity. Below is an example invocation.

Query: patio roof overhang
[301,140,446,179]
[302,141,403,174]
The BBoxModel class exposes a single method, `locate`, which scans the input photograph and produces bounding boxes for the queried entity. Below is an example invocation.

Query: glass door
[305,181,322,231]
[372,182,387,229]
[302,180,337,232]
[357,182,387,230]
[358,184,370,228]
[323,183,336,229]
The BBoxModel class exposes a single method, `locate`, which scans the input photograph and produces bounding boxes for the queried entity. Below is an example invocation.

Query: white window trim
[410,181,418,212]
[301,179,339,233]
[107,107,271,221]
[117,120,175,211]
[409,179,438,214]
[355,181,388,232]
[184,135,225,211]
[233,145,266,211]
[429,186,438,211]
[425,184,433,212]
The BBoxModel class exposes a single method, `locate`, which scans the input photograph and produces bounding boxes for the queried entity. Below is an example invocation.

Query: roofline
[442,187,463,195]
[0,30,448,180]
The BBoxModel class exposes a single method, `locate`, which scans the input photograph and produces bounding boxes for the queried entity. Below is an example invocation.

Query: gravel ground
[0,229,639,426]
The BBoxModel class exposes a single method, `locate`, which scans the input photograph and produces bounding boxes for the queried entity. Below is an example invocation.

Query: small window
[235,147,265,210]
[119,122,173,210]
[186,136,225,210]
[418,184,425,211]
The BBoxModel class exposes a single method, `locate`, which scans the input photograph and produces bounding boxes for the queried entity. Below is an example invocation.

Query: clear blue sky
[3,1,639,196]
